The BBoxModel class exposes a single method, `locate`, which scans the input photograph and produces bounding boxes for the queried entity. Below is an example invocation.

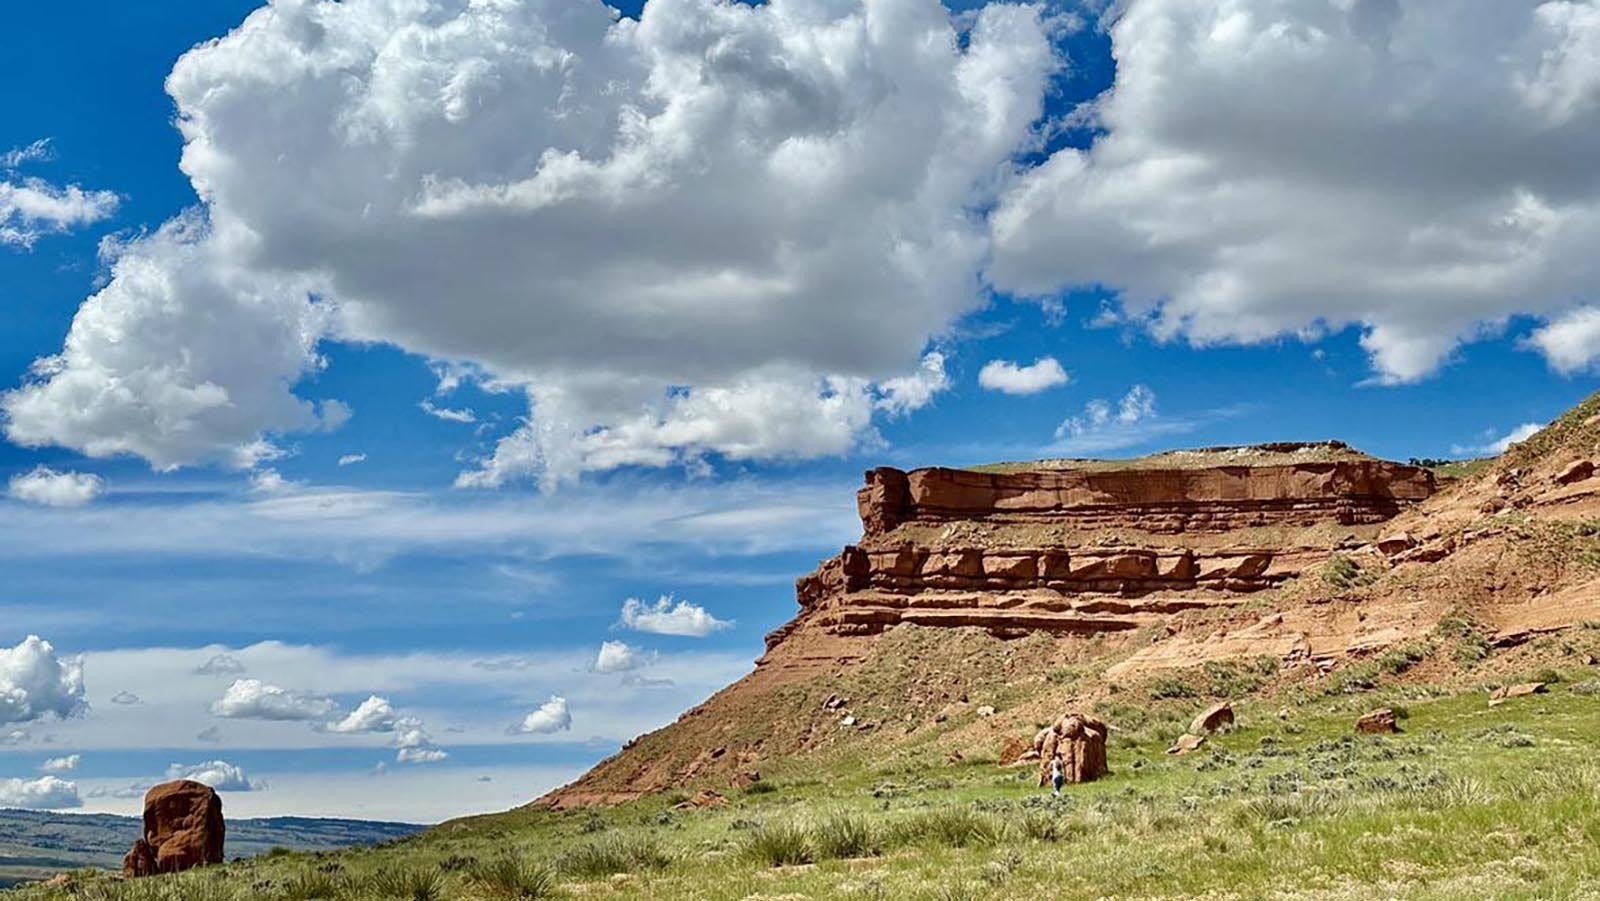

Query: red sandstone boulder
[1033,712,1109,786]
[1376,532,1417,556]
[1190,701,1235,735]
[676,789,728,809]
[123,780,224,877]
[1356,709,1399,734]
[1556,460,1594,485]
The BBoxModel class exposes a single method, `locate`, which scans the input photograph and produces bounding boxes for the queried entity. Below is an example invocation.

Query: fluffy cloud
[989,0,1600,383]
[326,695,398,734]
[167,759,254,791]
[0,636,86,725]
[5,0,1057,485]
[0,775,81,810]
[0,140,118,249]
[978,357,1069,395]
[515,696,572,735]
[210,679,339,721]
[1527,306,1600,373]
[619,596,731,638]
[593,641,645,674]
[18,462,100,508]
[393,715,447,764]
[1451,422,1545,457]
[337,453,367,467]
[2,215,331,470]
[40,754,80,774]
[6,467,105,508]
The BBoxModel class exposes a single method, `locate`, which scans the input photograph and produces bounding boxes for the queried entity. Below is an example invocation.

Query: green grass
[12,675,1600,899]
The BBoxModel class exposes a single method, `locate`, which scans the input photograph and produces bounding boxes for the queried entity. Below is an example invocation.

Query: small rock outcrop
[1190,701,1235,734]
[1032,712,1109,786]
[1556,460,1594,485]
[1355,708,1399,734]
[1489,682,1548,706]
[1167,733,1206,755]
[122,780,224,877]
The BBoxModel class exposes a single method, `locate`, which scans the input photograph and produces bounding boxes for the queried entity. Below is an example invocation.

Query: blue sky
[1,0,1598,821]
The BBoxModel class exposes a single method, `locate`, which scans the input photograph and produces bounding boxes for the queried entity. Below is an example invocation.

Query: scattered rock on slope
[1355,709,1399,734]
[122,780,225,876]
[1489,682,1548,706]
[1167,733,1206,755]
[1190,701,1235,734]
[1556,460,1594,485]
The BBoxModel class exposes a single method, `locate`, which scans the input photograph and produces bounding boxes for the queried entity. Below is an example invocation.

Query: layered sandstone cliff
[775,449,1434,649]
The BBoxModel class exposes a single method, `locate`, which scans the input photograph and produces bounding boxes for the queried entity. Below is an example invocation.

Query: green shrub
[564,832,671,877]
[891,807,1005,848]
[1377,641,1435,675]
[278,869,351,900]
[1323,555,1375,590]
[469,856,558,898]
[743,820,813,867]
[1148,675,1197,700]
[368,867,445,901]
[812,811,881,859]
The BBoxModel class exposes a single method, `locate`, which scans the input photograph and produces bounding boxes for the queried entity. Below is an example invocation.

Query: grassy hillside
[9,644,1600,899]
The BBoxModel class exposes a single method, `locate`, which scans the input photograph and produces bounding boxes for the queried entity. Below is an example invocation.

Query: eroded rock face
[1032,712,1109,786]
[123,780,224,877]
[857,460,1434,538]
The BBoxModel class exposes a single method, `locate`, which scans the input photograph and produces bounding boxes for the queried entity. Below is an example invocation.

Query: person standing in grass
[1050,753,1065,796]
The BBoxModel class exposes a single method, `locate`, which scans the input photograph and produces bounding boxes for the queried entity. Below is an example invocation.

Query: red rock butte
[538,414,1600,809]
[778,445,1434,648]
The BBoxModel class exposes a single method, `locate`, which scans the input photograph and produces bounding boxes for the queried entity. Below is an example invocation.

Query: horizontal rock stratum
[857,455,1435,535]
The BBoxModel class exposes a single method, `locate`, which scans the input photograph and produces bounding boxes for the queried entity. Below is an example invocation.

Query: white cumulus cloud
[326,695,398,734]
[2,0,1057,485]
[619,596,731,638]
[515,696,572,735]
[7,467,105,507]
[989,0,1600,384]
[978,357,1070,395]
[1527,306,1600,373]
[0,636,86,725]
[593,641,645,674]
[209,679,338,721]
[167,759,254,791]
[392,715,447,764]
[39,754,80,774]
[0,776,82,810]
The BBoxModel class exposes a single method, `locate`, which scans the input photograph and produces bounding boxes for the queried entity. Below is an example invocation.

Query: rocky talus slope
[539,400,1600,808]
